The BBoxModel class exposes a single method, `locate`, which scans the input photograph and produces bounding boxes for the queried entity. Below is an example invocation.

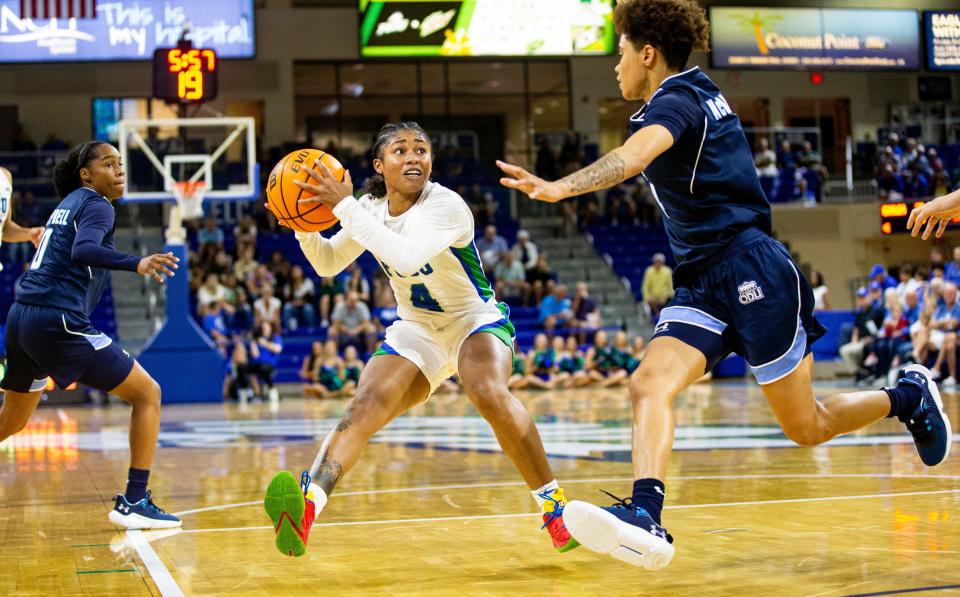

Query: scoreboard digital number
[152,47,218,104]
[880,201,960,234]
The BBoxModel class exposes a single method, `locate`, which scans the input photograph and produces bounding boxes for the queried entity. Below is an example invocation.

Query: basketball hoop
[173,180,207,220]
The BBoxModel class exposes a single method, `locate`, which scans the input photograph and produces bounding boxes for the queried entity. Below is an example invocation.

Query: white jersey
[296,182,499,326]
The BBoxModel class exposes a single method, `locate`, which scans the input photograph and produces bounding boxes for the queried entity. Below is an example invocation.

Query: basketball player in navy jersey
[499,0,950,570]
[0,141,183,529]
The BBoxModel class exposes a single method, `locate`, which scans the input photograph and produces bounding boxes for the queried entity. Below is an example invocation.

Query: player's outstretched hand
[907,190,960,239]
[295,159,354,209]
[496,160,565,203]
[137,252,179,284]
[28,227,44,248]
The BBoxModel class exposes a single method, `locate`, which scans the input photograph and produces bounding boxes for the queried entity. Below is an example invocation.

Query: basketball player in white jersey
[262,123,577,558]
[0,168,47,259]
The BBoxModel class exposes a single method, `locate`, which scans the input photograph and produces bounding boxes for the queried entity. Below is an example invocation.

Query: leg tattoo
[336,405,354,432]
[316,458,343,495]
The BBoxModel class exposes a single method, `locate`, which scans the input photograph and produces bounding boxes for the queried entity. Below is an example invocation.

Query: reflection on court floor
[2,381,959,596]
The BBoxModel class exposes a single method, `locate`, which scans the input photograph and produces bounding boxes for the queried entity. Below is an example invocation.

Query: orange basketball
[266,148,345,233]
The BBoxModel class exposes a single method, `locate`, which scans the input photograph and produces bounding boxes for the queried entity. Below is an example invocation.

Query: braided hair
[363,122,431,199]
[53,141,110,199]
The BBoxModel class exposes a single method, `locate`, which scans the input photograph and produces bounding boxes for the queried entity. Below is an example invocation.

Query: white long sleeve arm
[332,193,471,276]
[294,228,365,277]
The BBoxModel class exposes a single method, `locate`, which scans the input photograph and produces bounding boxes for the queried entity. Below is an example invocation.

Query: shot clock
[152,46,218,104]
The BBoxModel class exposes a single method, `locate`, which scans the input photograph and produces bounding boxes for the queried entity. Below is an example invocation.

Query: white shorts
[930,329,946,350]
[375,302,514,392]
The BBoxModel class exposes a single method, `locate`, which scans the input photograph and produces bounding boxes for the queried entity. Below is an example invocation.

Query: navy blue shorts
[653,235,825,385]
[1,303,135,393]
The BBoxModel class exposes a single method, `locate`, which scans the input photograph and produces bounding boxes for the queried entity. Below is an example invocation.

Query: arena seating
[588,223,672,302]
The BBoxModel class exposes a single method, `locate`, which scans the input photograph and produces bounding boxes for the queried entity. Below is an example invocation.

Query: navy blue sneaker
[562,492,674,570]
[108,491,182,530]
[897,364,952,466]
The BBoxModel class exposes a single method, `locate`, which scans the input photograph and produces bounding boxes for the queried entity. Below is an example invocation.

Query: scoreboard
[880,201,960,234]
[152,47,218,104]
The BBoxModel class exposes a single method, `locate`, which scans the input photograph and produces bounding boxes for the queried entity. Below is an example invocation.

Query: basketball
[266,148,344,233]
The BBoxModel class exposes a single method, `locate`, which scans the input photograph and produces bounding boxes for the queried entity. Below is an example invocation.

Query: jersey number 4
[410,283,443,312]
[30,229,53,270]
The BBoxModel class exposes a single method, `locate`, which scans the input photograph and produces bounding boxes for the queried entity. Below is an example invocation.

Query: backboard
[117,116,259,203]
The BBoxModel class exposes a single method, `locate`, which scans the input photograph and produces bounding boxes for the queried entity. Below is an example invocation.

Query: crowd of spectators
[753,137,827,203]
[508,330,645,391]
[835,251,960,389]
[875,133,960,201]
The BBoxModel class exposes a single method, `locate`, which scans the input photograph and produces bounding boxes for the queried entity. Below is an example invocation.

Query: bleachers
[588,224,672,302]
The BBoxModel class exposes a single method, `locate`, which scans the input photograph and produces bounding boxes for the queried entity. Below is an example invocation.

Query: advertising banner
[710,7,919,70]
[0,0,255,62]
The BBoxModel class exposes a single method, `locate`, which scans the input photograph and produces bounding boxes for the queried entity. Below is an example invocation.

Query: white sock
[531,479,560,509]
[309,483,328,519]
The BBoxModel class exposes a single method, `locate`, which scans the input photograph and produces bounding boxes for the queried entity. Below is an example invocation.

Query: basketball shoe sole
[264,471,309,557]
[562,500,675,570]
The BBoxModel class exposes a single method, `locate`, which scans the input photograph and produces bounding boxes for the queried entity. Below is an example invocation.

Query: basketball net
[166,180,207,245]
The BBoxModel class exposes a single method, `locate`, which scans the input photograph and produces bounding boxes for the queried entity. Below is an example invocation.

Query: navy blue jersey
[629,67,771,284]
[16,187,139,316]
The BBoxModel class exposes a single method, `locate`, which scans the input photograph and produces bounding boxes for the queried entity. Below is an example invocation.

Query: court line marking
[176,488,960,534]
[126,530,185,597]
[843,585,960,597]
[172,473,960,517]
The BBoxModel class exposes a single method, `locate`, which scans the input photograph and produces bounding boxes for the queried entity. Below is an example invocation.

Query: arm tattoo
[560,152,626,196]
[317,458,344,495]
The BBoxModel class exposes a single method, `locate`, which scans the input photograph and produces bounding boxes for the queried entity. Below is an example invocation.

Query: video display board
[359,0,615,57]
[710,7,919,70]
[0,0,254,62]
[926,11,960,71]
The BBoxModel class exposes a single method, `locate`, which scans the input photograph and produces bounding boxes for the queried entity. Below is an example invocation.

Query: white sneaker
[562,500,675,570]
[943,376,956,390]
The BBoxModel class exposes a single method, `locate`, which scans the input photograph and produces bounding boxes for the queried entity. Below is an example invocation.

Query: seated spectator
[754,137,778,177]
[305,339,348,399]
[776,139,797,169]
[197,215,224,264]
[585,330,629,387]
[16,189,43,227]
[340,262,370,305]
[863,289,911,385]
[642,253,674,319]
[253,284,282,329]
[342,345,364,395]
[330,290,376,352]
[246,264,275,298]
[231,287,254,335]
[810,271,830,311]
[234,245,258,286]
[926,282,960,388]
[524,333,558,390]
[896,263,921,300]
[945,247,960,287]
[877,163,904,201]
[631,181,659,226]
[606,183,638,226]
[526,253,555,307]
[839,287,883,376]
[41,133,69,151]
[494,251,526,302]
[632,335,646,362]
[201,301,231,354]
[268,250,291,292]
[464,183,497,229]
[511,229,539,279]
[370,269,399,331]
[476,225,509,274]
[613,331,641,374]
[508,349,528,390]
[539,284,573,337]
[209,249,232,278]
[869,263,897,291]
[229,337,255,402]
[571,281,601,343]
[535,136,560,181]
[557,336,590,388]
[233,215,258,254]
[197,273,226,313]
[317,275,345,326]
[300,341,324,384]
[282,265,317,331]
[248,321,283,402]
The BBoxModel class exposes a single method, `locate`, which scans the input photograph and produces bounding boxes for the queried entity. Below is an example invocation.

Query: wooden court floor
[1,381,959,597]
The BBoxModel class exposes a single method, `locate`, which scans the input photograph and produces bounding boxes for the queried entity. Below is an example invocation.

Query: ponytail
[53,141,108,199]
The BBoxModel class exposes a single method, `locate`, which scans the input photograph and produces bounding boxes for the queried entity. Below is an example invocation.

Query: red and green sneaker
[541,487,580,553]
[264,470,318,557]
